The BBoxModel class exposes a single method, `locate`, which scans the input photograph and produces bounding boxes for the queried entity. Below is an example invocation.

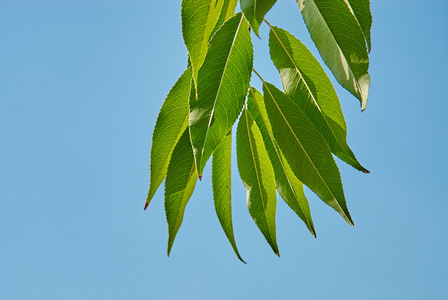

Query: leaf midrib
[243,107,275,244]
[200,14,245,168]
[249,87,314,233]
[263,82,348,221]
[306,0,365,103]
[270,25,351,166]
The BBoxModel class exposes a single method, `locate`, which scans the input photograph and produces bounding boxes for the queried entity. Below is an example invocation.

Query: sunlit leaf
[346,0,372,52]
[211,0,239,37]
[146,68,192,207]
[212,128,245,262]
[165,129,198,256]
[296,0,370,110]
[263,82,353,225]
[269,25,368,173]
[247,88,315,236]
[240,0,277,37]
[182,0,225,89]
[237,108,279,256]
[189,12,253,177]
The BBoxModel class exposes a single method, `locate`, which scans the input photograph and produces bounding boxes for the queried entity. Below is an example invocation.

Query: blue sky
[1,1,447,299]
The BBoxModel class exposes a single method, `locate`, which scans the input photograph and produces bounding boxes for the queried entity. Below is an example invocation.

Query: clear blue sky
[1,1,447,299]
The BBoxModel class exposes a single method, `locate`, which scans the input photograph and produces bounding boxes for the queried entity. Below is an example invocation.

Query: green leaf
[346,0,372,52]
[165,129,198,256]
[146,68,192,208]
[237,108,279,256]
[247,88,315,237]
[269,25,368,173]
[212,128,245,263]
[240,0,277,37]
[296,0,370,110]
[262,82,353,225]
[182,0,225,89]
[189,12,253,177]
[213,0,239,35]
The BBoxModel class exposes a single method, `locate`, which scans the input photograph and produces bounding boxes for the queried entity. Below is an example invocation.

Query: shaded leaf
[182,0,225,89]
[346,0,372,52]
[189,12,253,177]
[247,88,315,236]
[296,0,370,110]
[237,108,279,256]
[240,0,277,37]
[212,128,245,263]
[146,68,192,207]
[269,25,368,173]
[263,82,353,225]
[165,129,198,256]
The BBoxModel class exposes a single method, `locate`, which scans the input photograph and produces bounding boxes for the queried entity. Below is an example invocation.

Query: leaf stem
[252,68,265,83]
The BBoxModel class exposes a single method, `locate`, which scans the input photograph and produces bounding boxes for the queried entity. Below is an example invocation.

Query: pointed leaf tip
[198,175,202,181]
[144,202,149,210]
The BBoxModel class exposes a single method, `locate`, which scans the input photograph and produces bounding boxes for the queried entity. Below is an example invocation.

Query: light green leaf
[212,128,245,263]
[269,25,368,173]
[240,0,277,37]
[237,108,279,256]
[247,88,315,237]
[165,129,198,256]
[296,0,370,110]
[189,12,253,177]
[182,0,225,89]
[263,82,353,225]
[212,0,239,37]
[146,68,192,208]
[346,0,372,52]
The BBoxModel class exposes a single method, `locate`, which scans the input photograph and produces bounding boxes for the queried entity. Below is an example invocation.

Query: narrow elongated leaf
[189,12,253,177]
[263,82,353,225]
[182,0,225,88]
[269,26,368,173]
[146,68,192,208]
[296,0,370,110]
[240,0,277,37]
[247,88,315,237]
[346,0,372,52]
[212,128,245,262]
[237,108,279,256]
[211,0,239,37]
[165,129,198,256]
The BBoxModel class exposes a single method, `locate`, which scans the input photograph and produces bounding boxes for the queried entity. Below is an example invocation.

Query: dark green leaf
[347,0,372,52]
[182,0,225,88]
[269,25,368,173]
[212,128,245,263]
[146,68,192,208]
[165,129,198,256]
[189,12,253,177]
[237,108,279,256]
[212,0,239,37]
[247,88,316,236]
[296,0,370,110]
[263,82,353,225]
[240,0,277,37]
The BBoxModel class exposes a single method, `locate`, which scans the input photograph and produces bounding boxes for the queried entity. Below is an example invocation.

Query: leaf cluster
[145,0,372,261]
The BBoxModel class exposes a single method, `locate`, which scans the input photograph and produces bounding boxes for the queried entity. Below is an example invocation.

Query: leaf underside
[240,0,277,37]
[165,129,198,256]
[269,25,368,173]
[262,82,353,225]
[297,0,370,110]
[146,68,192,207]
[182,0,225,89]
[189,12,253,177]
[212,128,245,263]
[247,87,316,237]
[237,107,279,256]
